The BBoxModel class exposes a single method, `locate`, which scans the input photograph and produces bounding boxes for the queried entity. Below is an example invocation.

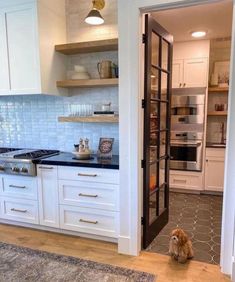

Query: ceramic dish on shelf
[72,151,92,160]
[71,72,91,80]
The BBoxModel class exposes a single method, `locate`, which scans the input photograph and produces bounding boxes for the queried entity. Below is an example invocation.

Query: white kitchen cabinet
[205,148,225,192]
[37,165,59,228]
[0,175,38,200]
[172,59,183,88]
[0,0,67,96]
[170,170,203,191]
[0,197,39,224]
[58,166,120,238]
[172,57,208,88]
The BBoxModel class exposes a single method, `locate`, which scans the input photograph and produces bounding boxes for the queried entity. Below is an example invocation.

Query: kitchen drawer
[0,176,38,200]
[59,180,119,211]
[170,171,203,190]
[58,166,119,184]
[0,197,39,224]
[60,205,119,238]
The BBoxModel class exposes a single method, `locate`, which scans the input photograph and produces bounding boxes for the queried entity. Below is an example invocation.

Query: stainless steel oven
[170,132,203,171]
[171,88,206,132]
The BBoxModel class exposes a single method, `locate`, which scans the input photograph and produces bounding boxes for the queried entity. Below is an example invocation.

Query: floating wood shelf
[208,87,229,92]
[207,111,228,116]
[58,116,119,123]
[55,38,118,55]
[57,78,118,88]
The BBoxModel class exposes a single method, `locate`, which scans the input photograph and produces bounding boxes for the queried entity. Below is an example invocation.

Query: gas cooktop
[0,148,60,176]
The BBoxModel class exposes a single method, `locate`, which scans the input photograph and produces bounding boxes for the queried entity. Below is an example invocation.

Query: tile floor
[147,192,223,265]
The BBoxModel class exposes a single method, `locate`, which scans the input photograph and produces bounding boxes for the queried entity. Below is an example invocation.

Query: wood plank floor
[0,223,230,282]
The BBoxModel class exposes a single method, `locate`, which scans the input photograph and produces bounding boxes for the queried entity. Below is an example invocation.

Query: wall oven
[170,132,203,171]
[171,88,206,132]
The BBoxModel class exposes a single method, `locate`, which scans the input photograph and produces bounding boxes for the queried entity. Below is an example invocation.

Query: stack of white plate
[71,65,91,80]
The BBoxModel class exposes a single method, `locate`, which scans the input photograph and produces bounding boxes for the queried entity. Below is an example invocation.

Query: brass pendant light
[85,0,105,25]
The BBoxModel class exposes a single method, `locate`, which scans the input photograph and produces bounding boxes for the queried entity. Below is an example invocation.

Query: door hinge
[141,99,146,109]
[141,217,145,225]
[141,159,146,168]
[142,34,147,44]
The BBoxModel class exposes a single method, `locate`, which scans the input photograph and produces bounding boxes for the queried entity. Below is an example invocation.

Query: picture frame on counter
[97,138,114,159]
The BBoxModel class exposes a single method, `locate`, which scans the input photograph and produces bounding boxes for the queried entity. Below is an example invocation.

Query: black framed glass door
[143,14,173,248]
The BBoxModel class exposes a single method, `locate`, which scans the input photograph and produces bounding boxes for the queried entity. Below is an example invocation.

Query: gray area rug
[0,242,156,282]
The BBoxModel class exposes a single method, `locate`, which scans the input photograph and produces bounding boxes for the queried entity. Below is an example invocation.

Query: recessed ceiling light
[191,31,207,38]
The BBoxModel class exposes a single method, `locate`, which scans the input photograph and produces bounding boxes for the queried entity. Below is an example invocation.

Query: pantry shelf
[55,38,118,55]
[207,111,228,116]
[58,116,119,123]
[208,87,229,93]
[56,78,118,88]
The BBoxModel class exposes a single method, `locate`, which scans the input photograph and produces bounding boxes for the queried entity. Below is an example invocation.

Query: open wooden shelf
[55,38,118,55]
[207,111,228,116]
[58,116,119,123]
[57,78,118,88]
[208,87,229,93]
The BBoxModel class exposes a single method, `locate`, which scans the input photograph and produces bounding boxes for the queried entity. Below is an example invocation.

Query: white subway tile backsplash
[0,93,119,154]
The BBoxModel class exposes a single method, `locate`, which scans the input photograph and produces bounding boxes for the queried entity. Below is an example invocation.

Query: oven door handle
[171,142,202,147]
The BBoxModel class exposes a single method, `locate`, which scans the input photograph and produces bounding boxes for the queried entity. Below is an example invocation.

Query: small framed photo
[214,61,230,87]
[97,138,114,159]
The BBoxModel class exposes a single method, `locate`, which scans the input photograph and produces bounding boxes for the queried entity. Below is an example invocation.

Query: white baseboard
[118,235,132,255]
[0,219,118,244]
[232,258,235,282]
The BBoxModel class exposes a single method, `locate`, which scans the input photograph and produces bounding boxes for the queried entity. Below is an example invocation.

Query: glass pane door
[143,14,173,248]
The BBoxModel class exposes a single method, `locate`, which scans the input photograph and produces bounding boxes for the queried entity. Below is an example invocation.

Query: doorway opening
[142,0,232,265]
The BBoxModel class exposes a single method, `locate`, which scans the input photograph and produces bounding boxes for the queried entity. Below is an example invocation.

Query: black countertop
[34,152,119,170]
[206,143,226,148]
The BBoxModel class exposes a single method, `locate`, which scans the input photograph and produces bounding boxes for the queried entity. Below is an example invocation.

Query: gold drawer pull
[78,173,97,177]
[9,185,26,189]
[173,179,187,183]
[79,219,98,225]
[38,166,54,169]
[79,193,98,198]
[11,208,27,213]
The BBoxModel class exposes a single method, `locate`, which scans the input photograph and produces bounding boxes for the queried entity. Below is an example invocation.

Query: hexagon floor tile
[146,192,222,265]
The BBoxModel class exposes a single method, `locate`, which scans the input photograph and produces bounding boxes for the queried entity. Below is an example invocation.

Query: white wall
[66,0,118,42]
[118,0,235,276]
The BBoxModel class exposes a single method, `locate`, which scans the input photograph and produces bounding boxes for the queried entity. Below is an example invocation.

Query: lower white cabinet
[37,165,59,228]
[0,196,39,224]
[58,180,119,211]
[0,175,38,200]
[170,170,203,191]
[205,148,225,192]
[0,165,119,240]
[60,205,119,238]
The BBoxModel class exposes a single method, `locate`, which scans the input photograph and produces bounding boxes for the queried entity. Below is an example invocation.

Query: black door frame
[143,14,173,248]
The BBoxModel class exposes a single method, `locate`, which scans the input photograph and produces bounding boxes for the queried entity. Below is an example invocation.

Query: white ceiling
[151,0,233,42]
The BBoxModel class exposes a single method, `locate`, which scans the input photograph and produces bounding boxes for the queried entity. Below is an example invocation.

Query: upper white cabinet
[172,40,210,88]
[205,148,225,192]
[0,0,67,96]
[172,58,208,88]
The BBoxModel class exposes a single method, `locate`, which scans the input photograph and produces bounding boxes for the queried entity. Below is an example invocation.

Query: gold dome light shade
[85,0,105,25]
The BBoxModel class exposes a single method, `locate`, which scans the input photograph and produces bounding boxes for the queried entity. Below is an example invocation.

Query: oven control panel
[0,161,36,176]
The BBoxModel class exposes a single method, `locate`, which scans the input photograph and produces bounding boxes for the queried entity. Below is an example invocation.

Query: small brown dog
[169,228,194,263]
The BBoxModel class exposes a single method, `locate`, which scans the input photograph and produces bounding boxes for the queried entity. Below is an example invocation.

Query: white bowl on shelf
[71,72,91,80]
[74,65,86,73]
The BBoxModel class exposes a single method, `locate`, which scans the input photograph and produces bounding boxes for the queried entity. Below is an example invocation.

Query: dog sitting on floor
[169,228,194,263]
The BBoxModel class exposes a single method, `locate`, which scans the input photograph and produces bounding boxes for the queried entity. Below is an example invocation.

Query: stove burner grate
[14,149,60,160]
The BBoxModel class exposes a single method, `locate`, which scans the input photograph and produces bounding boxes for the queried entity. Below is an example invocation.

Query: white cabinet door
[4,3,40,94]
[172,59,183,88]
[0,10,10,94]
[205,157,225,192]
[183,58,208,87]
[37,165,59,228]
